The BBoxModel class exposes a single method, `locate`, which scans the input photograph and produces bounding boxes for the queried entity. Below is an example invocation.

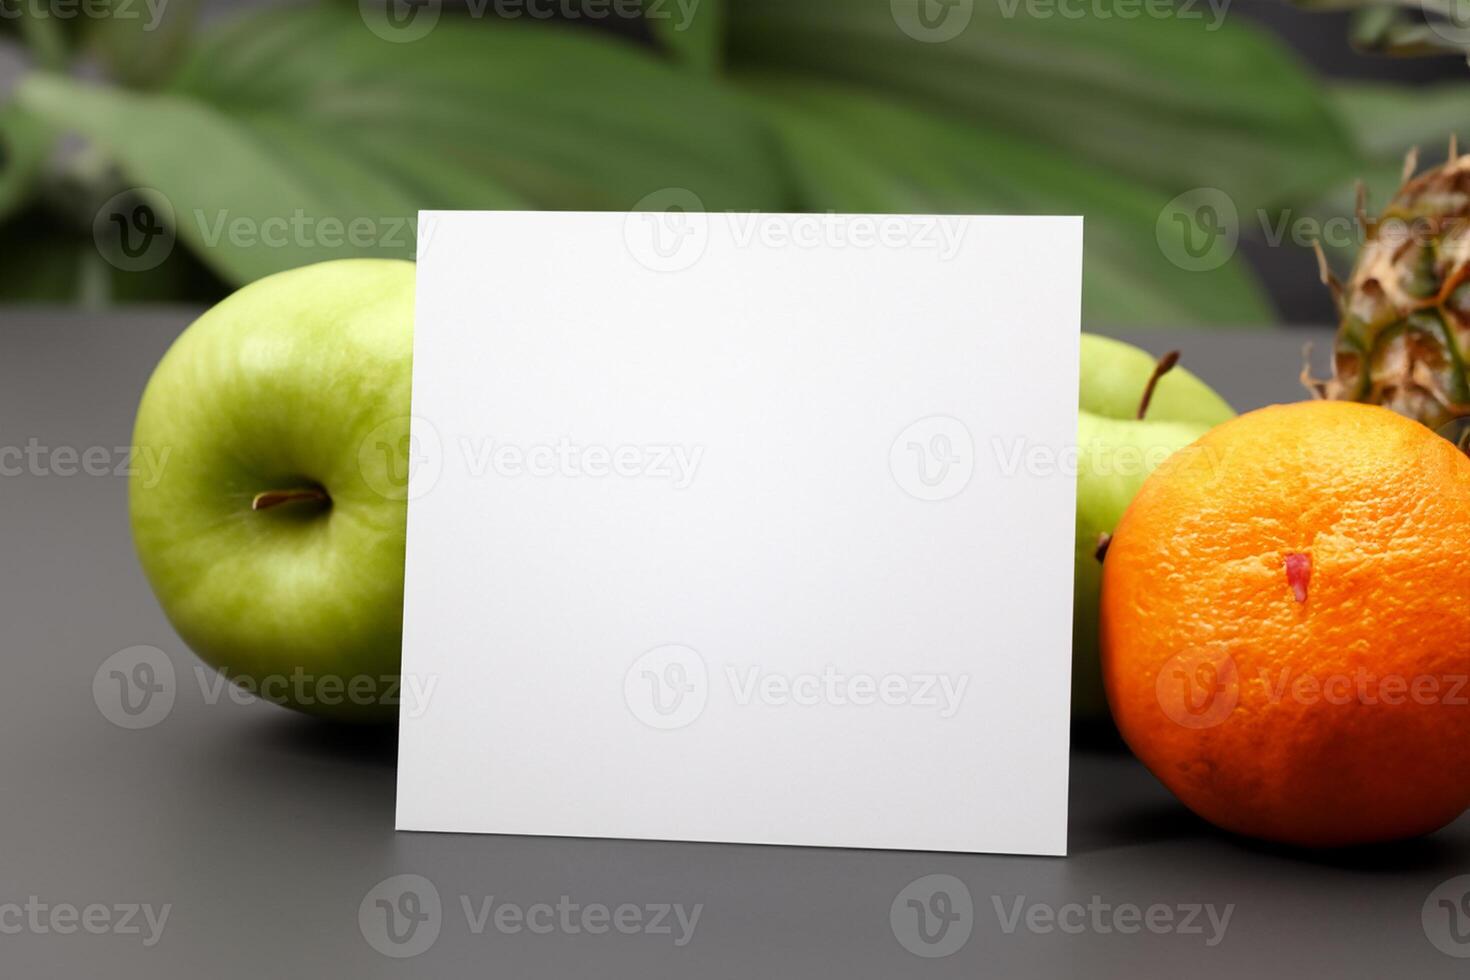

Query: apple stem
[1136,350,1181,421]
[251,487,330,512]
[1095,532,1112,563]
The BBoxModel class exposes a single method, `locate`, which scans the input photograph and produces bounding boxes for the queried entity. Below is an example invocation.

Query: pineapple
[1306,140,1470,446]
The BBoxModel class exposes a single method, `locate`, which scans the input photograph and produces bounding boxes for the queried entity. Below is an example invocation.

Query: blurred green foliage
[0,0,1456,322]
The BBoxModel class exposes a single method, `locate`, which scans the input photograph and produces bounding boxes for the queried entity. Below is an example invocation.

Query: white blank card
[396,210,1081,855]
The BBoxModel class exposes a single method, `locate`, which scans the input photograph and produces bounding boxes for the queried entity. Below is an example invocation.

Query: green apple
[129,259,416,721]
[1073,334,1234,721]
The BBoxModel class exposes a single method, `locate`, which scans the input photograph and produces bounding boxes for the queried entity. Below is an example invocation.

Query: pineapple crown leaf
[1402,145,1421,186]
[1307,134,1470,441]
[1300,342,1330,402]
[1313,240,1343,313]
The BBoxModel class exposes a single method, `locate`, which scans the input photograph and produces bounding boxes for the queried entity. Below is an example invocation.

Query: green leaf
[646,0,722,72]
[84,0,202,88]
[17,72,429,285]
[8,1,68,69]
[1304,83,1470,267]
[1330,82,1470,163]
[727,0,1360,212]
[16,5,788,287]
[0,105,50,223]
[172,5,783,210]
[744,79,1273,326]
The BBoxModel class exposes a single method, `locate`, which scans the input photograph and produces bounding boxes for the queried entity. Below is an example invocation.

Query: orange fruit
[1101,401,1470,847]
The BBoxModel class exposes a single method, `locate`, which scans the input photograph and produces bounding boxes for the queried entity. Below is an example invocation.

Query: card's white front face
[397,210,1081,855]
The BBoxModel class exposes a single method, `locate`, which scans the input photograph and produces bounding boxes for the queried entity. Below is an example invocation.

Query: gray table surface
[4,312,1466,978]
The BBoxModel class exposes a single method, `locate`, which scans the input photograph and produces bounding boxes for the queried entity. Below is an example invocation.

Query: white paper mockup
[396,210,1082,855]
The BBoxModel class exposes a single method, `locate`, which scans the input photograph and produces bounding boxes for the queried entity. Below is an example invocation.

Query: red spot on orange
[1285,552,1311,603]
